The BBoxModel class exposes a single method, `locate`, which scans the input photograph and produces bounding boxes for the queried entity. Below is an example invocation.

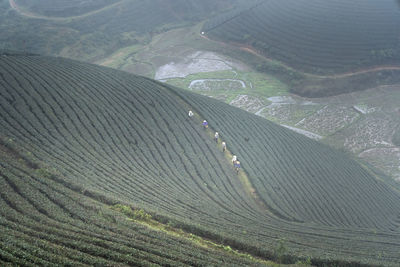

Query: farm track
[1,54,400,265]
[239,46,400,79]
[9,0,126,21]
[157,79,271,217]
[201,34,400,79]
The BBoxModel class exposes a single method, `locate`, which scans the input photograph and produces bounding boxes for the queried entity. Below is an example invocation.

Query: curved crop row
[204,0,400,74]
[1,54,400,265]
[173,86,400,230]
[0,151,261,266]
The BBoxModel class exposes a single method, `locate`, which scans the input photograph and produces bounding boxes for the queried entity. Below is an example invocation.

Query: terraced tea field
[0,140,264,266]
[1,53,400,265]
[138,22,400,182]
[204,0,400,74]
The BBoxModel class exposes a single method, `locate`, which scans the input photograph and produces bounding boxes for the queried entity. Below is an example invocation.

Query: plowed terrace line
[9,0,125,21]
[201,34,400,79]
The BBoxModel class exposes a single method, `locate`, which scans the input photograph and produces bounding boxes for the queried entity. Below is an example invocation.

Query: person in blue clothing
[234,159,241,174]
[202,120,208,129]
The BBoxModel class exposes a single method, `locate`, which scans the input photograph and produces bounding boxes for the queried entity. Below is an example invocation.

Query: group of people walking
[189,110,241,174]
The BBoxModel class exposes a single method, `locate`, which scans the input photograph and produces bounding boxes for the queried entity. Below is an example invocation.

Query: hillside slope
[0,140,269,266]
[1,0,240,61]
[204,0,400,74]
[174,87,400,229]
[1,53,400,265]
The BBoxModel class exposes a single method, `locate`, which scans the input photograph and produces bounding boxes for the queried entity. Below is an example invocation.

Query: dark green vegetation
[4,0,400,98]
[204,0,400,74]
[1,53,400,265]
[203,0,400,97]
[0,0,240,61]
[175,88,400,229]
[0,140,262,266]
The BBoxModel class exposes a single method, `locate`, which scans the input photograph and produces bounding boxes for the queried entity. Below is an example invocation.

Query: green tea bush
[205,0,400,74]
[1,54,400,266]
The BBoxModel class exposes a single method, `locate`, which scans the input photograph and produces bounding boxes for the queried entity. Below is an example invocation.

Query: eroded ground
[252,86,400,181]
[155,51,245,80]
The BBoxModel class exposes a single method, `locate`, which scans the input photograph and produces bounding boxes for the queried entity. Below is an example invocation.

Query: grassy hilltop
[1,53,400,266]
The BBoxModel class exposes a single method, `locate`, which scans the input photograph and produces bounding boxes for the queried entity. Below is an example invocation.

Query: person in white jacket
[232,155,237,166]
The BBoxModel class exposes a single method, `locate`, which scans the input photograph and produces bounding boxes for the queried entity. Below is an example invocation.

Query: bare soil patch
[229,95,267,113]
[155,51,247,80]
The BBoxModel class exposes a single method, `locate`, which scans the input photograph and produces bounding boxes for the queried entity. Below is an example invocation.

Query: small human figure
[214,132,219,143]
[222,141,226,152]
[188,110,193,117]
[234,160,241,174]
[202,120,208,129]
[232,155,237,166]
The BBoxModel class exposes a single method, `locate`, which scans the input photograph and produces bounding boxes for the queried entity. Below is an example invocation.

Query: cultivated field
[0,139,265,266]
[204,0,400,74]
[1,53,400,265]
[105,22,400,188]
